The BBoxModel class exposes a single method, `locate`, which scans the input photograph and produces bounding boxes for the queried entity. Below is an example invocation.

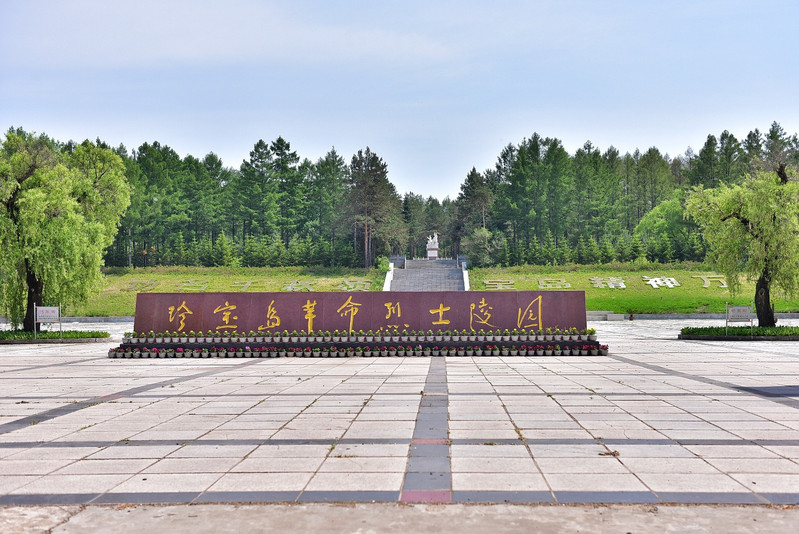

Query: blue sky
[2,0,798,198]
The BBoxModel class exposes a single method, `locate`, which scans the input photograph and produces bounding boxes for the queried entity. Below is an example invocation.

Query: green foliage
[461,227,505,267]
[0,330,110,340]
[680,326,799,337]
[8,122,797,277]
[686,168,799,325]
[0,131,130,329]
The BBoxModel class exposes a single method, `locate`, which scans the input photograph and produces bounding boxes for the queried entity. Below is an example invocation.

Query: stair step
[390,259,465,291]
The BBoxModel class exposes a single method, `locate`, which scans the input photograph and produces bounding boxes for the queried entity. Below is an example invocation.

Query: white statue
[427,232,439,249]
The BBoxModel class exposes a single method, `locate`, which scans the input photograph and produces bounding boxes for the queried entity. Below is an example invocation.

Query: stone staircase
[390,259,465,291]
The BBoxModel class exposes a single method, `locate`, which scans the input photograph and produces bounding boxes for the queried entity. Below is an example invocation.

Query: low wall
[133,290,586,334]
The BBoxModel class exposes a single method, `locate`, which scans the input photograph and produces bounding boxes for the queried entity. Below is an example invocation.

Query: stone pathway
[0,319,798,507]
[390,259,465,291]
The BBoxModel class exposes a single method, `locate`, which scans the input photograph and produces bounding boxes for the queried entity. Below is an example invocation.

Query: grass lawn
[67,263,799,317]
[469,265,799,314]
[69,266,385,317]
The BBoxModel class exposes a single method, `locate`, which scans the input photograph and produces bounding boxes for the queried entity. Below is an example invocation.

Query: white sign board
[727,306,752,321]
[36,306,60,323]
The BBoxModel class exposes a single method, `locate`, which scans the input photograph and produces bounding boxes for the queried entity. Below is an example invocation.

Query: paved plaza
[1,319,799,530]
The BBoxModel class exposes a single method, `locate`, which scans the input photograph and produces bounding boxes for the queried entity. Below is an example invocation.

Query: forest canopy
[4,122,798,274]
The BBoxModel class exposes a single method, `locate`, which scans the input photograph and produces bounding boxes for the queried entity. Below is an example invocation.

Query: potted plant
[586,328,597,341]
[599,344,609,355]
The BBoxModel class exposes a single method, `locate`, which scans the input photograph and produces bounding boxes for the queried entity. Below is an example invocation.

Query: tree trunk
[755,270,776,327]
[23,260,43,332]
[363,218,370,268]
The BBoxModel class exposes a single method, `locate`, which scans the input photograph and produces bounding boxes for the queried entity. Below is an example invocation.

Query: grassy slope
[70,264,799,316]
[469,265,799,314]
[71,266,385,316]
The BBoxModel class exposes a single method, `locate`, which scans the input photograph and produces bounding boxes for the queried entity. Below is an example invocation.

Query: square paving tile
[730,473,799,492]
[306,472,404,491]
[452,472,548,491]
[544,473,650,492]
[231,457,324,473]
[619,457,721,474]
[8,474,132,495]
[319,456,407,473]
[143,457,241,474]
[451,457,538,473]
[208,472,313,492]
[54,458,156,475]
[108,473,222,493]
[636,473,751,493]
[535,457,629,474]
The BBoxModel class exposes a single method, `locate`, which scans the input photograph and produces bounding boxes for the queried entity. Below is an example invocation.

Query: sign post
[35,304,62,340]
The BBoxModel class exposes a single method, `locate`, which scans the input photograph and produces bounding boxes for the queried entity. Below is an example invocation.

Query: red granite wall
[133,291,586,333]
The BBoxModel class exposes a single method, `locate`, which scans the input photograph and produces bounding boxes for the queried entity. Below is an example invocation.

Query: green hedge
[680,326,799,336]
[0,330,110,340]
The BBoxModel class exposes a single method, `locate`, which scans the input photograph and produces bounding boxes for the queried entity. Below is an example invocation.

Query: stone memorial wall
[133,290,587,334]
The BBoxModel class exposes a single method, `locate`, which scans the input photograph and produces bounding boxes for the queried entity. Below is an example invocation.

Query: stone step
[405,259,459,269]
[391,267,464,291]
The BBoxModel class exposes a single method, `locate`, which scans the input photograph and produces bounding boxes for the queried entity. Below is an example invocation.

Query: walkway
[1,319,799,530]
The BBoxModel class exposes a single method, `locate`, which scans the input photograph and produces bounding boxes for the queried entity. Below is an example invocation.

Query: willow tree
[0,130,130,330]
[686,165,799,326]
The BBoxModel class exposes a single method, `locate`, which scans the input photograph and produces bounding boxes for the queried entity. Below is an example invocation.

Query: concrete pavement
[1,318,798,531]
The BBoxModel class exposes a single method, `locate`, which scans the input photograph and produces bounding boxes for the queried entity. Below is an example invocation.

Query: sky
[2,0,798,199]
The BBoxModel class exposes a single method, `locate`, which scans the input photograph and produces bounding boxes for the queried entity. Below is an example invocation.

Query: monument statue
[427,232,439,249]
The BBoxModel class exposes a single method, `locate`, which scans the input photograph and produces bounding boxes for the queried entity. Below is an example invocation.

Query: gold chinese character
[429,303,451,325]
[517,296,542,330]
[167,301,193,331]
[469,297,495,330]
[337,296,362,333]
[384,302,401,320]
[258,300,281,331]
[213,301,238,331]
[303,299,317,332]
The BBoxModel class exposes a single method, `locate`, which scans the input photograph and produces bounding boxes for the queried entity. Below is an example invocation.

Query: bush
[0,330,110,340]
[680,326,799,336]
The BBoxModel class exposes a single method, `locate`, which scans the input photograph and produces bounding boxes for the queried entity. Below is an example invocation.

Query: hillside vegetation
[67,264,799,317]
